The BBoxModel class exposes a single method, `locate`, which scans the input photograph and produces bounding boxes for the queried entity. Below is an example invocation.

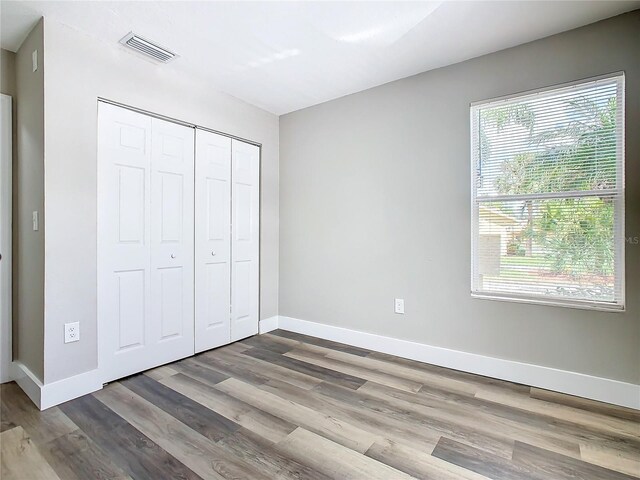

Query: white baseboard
[12,315,638,410]
[277,316,640,410]
[259,315,279,334]
[11,362,102,410]
[11,362,42,408]
[40,369,103,410]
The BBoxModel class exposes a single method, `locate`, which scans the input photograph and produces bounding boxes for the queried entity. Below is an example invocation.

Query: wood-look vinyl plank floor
[42,429,134,480]
[214,377,380,453]
[160,373,298,443]
[260,378,442,452]
[365,439,493,480]
[58,394,202,480]
[1,426,61,480]
[1,329,638,480]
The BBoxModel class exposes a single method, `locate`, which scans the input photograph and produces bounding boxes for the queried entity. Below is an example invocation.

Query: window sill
[471,292,625,313]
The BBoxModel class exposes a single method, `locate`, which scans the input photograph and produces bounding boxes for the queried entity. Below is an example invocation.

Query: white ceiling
[1,1,638,115]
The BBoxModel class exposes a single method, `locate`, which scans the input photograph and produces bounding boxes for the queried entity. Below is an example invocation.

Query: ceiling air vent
[119,32,177,63]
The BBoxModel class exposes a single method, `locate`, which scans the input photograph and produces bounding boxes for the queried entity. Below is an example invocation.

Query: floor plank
[580,442,640,477]
[366,439,492,480]
[215,377,379,453]
[215,348,323,390]
[356,381,517,459]
[217,427,332,480]
[356,381,583,459]
[0,400,17,432]
[530,388,640,423]
[476,388,640,439]
[242,346,367,390]
[1,383,77,445]
[160,373,297,443]
[512,440,638,480]
[368,351,530,395]
[275,427,412,480]
[418,382,640,460]
[431,436,543,480]
[42,429,133,480]
[121,374,240,442]
[1,426,61,480]
[142,365,179,381]
[269,330,372,357]
[326,348,479,395]
[261,379,441,451]
[96,383,268,480]
[240,334,295,354]
[284,348,423,393]
[194,351,272,385]
[59,395,201,480]
[171,358,230,387]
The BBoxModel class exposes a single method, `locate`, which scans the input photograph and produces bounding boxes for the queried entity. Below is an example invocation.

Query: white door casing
[0,94,12,384]
[195,129,231,352]
[231,139,260,342]
[98,103,194,383]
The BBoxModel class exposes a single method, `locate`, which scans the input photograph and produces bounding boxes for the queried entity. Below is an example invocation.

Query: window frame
[470,72,625,312]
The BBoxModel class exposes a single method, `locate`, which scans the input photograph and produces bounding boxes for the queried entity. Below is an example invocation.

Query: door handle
[170,253,176,259]
[211,251,216,256]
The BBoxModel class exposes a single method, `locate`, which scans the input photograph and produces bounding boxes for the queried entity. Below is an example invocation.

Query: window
[471,74,625,311]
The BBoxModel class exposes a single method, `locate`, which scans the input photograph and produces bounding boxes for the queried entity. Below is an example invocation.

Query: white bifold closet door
[195,130,260,350]
[230,139,260,341]
[98,102,195,383]
[195,130,231,352]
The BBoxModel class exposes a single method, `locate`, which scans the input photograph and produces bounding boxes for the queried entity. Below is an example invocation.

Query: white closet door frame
[98,102,195,383]
[0,94,12,384]
[98,99,261,375]
[195,129,231,352]
[231,139,260,342]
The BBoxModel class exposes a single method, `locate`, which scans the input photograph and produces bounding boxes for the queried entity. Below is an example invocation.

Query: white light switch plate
[32,211,39,231]
[394,298,405,314]
[64,322,80,343]
[32,50,38,72]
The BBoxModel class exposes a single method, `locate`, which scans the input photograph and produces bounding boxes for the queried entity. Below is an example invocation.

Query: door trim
[0,94,12,384]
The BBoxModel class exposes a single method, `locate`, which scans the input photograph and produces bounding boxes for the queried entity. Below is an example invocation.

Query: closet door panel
[159,266,184,339]
[231,139,259,342]
[98,103,153,382]
[117,166,145,243]
[115,270,146,349]
[195,130,231,352]
[150,117,195,359]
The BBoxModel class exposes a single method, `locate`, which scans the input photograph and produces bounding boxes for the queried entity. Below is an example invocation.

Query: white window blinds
[471,74,625,311]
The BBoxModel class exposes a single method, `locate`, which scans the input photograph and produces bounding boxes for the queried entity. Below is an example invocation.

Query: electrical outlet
[64,322,80,343]
[394,298,405,314]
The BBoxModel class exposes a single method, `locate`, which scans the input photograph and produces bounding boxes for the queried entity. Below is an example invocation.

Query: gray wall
[42,20,279,383]
[1,48,18,358]
[14,21,45,381]
[1,49,16,96]
[280,11,640,385]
